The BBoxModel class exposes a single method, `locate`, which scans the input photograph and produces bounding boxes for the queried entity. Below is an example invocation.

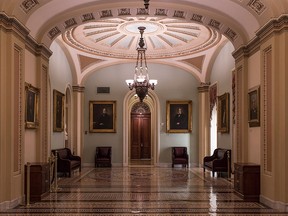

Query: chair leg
[212,171,215,177]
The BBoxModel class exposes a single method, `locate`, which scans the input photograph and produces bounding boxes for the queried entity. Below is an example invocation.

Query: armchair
[203,148,231,177]
[172,147,189,168]
[51,148,81,177]
[95,147,112,167]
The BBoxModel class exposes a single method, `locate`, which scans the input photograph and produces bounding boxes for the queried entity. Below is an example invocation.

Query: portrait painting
[25,83,39,129]
[89,101,116,133]
[217,92,230,133]
[248,86,260,127]
[53,90,65,132]
[166,100,192,133]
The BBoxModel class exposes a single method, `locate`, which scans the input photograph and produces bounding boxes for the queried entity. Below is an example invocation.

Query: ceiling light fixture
[126,26,157,102]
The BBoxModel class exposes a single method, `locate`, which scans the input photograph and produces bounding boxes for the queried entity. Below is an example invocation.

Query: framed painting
[53,89,65,132]
[217,92,230,133]
[25,83,39,129]
[166,100,192,133]
[248,86,260,127]
[89,101,116,133]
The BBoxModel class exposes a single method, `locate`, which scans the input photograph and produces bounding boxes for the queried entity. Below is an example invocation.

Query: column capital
[198,82,210,93]
[72,85,85,92]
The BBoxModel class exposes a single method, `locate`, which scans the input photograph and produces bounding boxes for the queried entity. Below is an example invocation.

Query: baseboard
[0,196,22,211]
[260,195,288,211]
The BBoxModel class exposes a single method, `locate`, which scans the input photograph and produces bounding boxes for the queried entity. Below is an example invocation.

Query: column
[72,85,85,157]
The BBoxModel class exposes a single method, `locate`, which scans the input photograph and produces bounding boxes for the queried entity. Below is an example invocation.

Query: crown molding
[0,12,52,60]
[233,15,288,61]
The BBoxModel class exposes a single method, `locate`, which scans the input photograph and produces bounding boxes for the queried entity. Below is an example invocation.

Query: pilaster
[197,83,210,166]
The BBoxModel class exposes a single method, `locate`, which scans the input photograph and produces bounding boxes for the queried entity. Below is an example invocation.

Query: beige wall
[247,51,261,164]
[24,50,38,163]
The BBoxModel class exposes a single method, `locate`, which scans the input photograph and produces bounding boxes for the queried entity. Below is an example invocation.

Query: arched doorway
[123,91,160,167]
[130,102,151,165]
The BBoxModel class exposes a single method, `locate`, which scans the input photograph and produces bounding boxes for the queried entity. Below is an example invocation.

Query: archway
[123,91,160,167]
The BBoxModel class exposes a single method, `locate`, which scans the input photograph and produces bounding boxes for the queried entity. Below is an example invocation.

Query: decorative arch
[131,102,151,114]
[123,91,160,167]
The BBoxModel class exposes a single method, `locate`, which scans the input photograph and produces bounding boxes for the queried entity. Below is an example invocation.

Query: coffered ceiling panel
[63,17,221,59]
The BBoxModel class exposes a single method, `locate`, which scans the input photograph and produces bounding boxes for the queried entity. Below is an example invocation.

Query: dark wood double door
[131,113,151,159]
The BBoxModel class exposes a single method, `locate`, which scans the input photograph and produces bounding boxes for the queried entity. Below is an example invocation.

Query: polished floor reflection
[1,167,288,215]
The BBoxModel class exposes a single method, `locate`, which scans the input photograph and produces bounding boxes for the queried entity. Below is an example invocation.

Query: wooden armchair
[51,148,81,177]
[172,147,189,168]
[95,147,112,167]
[203,148,231,177]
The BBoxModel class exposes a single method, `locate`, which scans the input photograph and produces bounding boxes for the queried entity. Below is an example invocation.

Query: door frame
[123,91,160,167]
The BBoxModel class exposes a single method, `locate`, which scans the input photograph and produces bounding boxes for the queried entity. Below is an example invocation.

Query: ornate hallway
[1,167,287,215]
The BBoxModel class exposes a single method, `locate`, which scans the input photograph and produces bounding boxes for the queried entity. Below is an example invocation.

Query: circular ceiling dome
[64,17,221,59]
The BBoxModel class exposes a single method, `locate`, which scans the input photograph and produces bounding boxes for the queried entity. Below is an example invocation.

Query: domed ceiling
[63,16,221,59]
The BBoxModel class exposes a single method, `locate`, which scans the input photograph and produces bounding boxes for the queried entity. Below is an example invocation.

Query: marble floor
[1,167,288,215]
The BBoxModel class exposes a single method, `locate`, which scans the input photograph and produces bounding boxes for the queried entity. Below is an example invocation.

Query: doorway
[130,102,152,166]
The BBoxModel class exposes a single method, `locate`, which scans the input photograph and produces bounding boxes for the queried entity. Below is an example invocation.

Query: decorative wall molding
[0,13,52,60]
[209,19,222,30]
[20,0,39,14]
[247,0,266,15]
[64,18,77,29]
[233,15,288,60]
[41,65,49,161]
[14,46,22,173]
[48,26,61,40]
[263,45,272,175]
[0,12,30,37]
[81,13,95,22]
[44,6,242,51]
[131,102,151,114]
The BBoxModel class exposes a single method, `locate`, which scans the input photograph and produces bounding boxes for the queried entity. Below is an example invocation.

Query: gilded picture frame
[53,89,65,132]
[89,101,116,133]
[248,86,260,127]
[217,92,230,133]
[25,83,39,129]
[166,100,192,133]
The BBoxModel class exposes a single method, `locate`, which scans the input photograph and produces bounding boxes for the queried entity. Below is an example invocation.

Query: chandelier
[126,26,157,102]
[143,0,150,9]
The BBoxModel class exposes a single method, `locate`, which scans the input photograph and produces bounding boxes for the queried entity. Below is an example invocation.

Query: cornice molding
[25,36,52,60]
[0,12,52,60]
[0,12,29,37]
[198,83,210,93]
[233,15,288,61]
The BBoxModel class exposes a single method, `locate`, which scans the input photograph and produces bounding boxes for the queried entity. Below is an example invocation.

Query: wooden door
[131,113,151,159]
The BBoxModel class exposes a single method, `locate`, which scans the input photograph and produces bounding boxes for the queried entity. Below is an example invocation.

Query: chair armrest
[204,155,216,162]
[69,155,81,161]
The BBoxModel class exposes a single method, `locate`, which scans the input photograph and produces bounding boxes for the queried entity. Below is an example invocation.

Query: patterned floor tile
[0,167,287,215]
